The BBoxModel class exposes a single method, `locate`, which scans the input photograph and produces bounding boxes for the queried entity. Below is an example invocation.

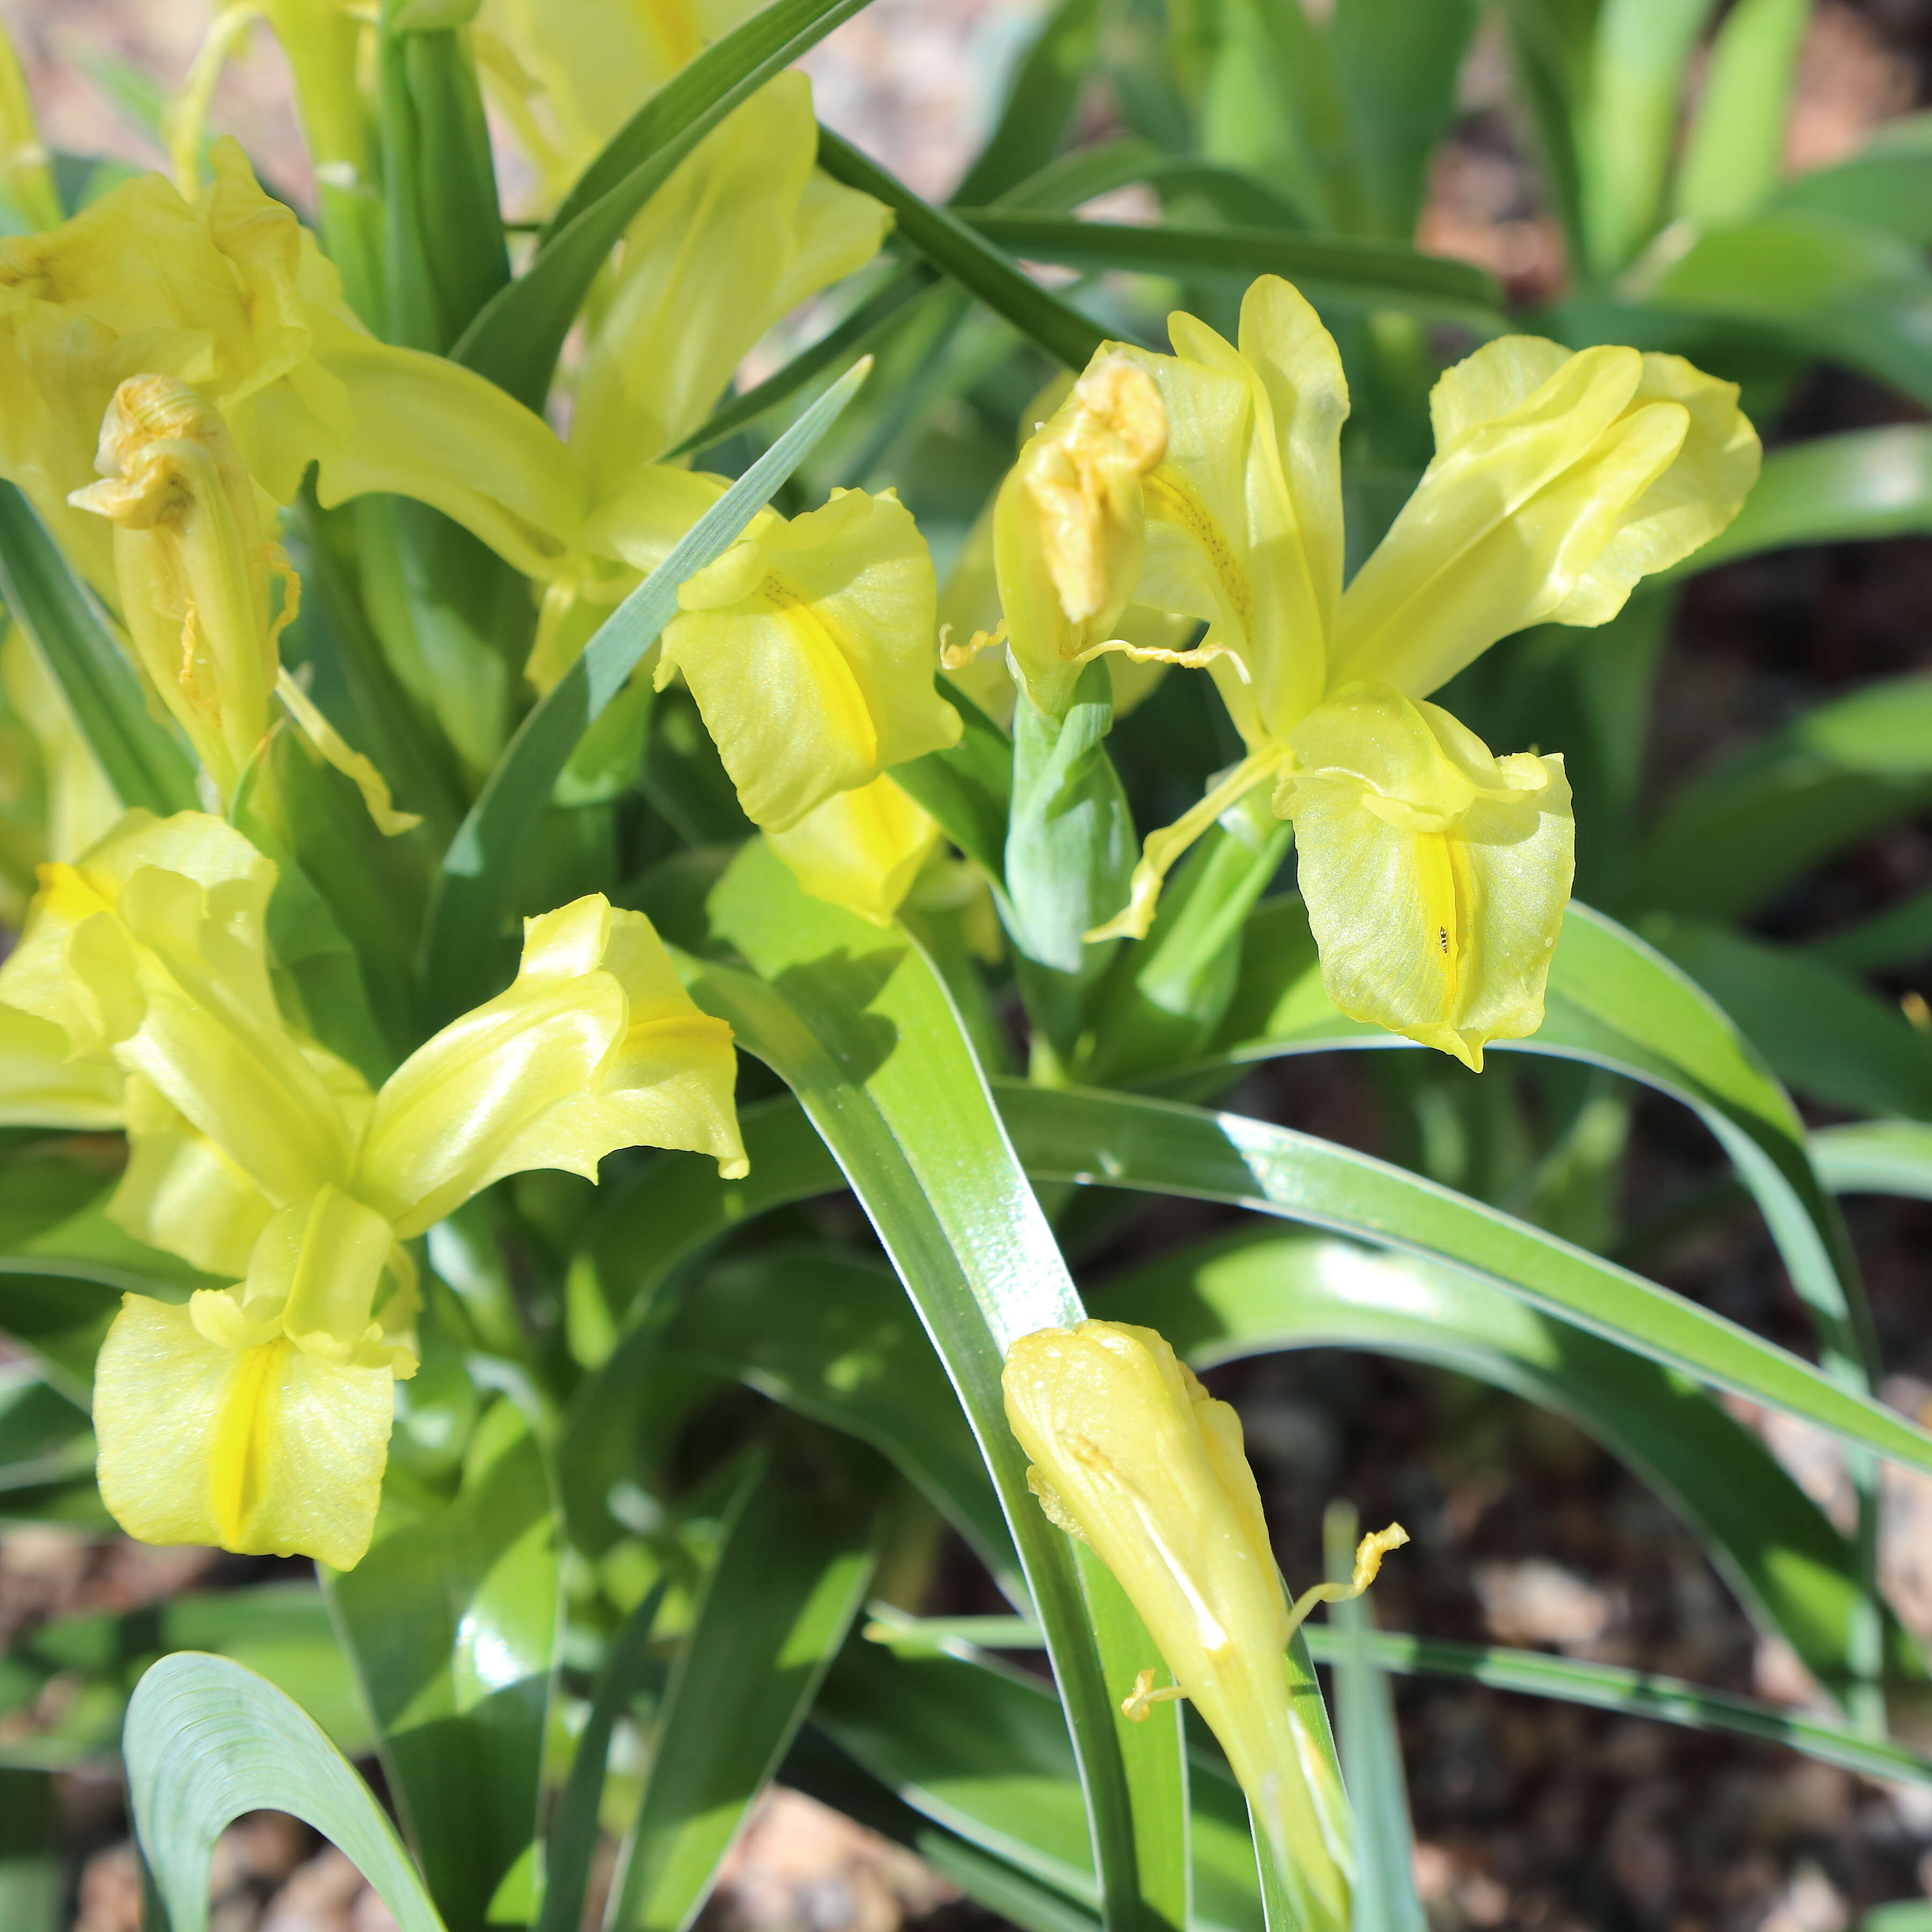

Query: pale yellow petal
[110,1073,272,1277]
[357,894,743,1231]
[1545,352,1760,625]
[1334,343,1690,698]
[573,75,889,483]
[1002,1319,1341,1921]
[1282,685,1574,1070]
[94,1293,393,1568]
[0,1000,123,1129]
[660,487,958,831]
[1119,278,1345,741]
[764,775,940,925]
[311,329,583,578]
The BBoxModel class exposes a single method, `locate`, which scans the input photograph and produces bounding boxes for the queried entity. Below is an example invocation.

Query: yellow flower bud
[1003,1319,1405,1929]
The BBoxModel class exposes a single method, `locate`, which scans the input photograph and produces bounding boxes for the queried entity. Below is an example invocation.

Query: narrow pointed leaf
[680,839,1144,1932]
[606,1454,882,1932]
[996,1082,1932,1480]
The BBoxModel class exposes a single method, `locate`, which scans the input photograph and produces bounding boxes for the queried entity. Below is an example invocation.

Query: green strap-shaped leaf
[669,1247,1024,1602]
[1195,899,1880,1390]
[816,1635,1263,1932]
[1673,0,1810,227]
[949,211,1503,326]
[126,1653,446,1932]
[536,1581,669,1932]
[1812,1121,1932,1201]
[454,0,878,405]
[418,358,870,1021]
[1295,1628,1932,1791]
[1070,1548,1191,1932]
[1626,675,1932,922]
[874,1614,1932,1796]
[328,1401,559,1932]
[1646,919,1932,1122]
[1321,1509,1424,1932]
[996,1081,1932,1479]
[815,129,1112,370]
[1100,1226,1914,1702]
[0,482,198,816]
[682,839,1150,1932]
[1771,114,1932,245]
[952,0,1102,204]
[1576,0,1719,274]
[606,1451,884,1932]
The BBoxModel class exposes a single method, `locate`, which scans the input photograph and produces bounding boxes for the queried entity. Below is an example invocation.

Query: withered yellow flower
[1081,276,1758,1068]
[973,357,1220,719]
[0,810,746,1567]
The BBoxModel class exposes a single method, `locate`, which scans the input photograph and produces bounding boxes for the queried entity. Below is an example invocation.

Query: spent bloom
[1002,1319,1404,1932]
[1048,276,1758,1067]
[0,810,745,1567]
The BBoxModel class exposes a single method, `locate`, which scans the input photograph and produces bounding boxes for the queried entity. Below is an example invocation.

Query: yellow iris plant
[1002,1319,1405,1932]
[0,809,746,1567]
[0,137,579,600]
[1064,276,1758,1068]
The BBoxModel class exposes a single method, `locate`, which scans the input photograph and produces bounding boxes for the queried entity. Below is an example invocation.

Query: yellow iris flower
[561,475,963,831]
[980,356,1220,718]
[0,136,587,599]
[1074,276,1759,1067]
[0,809,745,1567]
[1002,1319,1404,1932]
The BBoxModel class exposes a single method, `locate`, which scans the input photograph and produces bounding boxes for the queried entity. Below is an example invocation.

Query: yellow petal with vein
[94,1292,393,1569]
[1283,685,1574,1069]
[660,487,958,831]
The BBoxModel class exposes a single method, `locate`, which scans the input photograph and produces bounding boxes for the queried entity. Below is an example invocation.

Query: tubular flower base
[1080,276,1759,1066]
[0,810,746,1567]
[1002,1318,1407,1932]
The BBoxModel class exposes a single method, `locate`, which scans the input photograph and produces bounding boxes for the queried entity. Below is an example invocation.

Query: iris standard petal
[357,894,743,1232]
